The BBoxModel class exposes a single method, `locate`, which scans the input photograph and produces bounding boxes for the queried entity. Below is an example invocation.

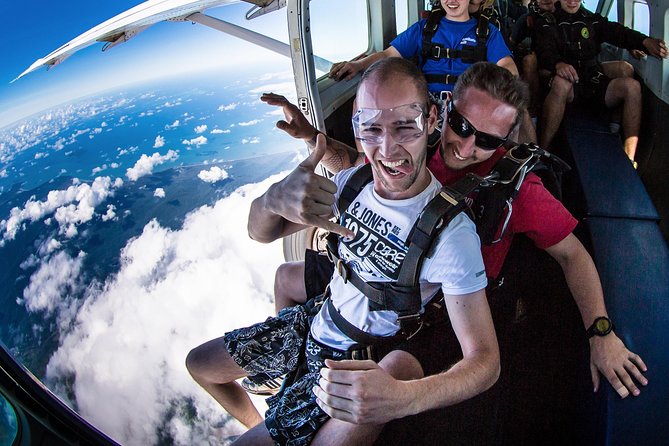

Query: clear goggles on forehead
[352,102,428,145]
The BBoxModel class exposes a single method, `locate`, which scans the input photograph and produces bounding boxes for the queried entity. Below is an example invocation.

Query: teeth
[452,147,466,161]
[381,160,405,168]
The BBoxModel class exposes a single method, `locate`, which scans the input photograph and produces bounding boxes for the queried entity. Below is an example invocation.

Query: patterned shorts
[224,306,346,446]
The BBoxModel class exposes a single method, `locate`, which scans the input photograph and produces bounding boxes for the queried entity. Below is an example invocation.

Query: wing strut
[185,12,331,73]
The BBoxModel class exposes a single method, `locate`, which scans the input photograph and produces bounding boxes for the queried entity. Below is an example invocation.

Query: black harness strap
[424,73,459,85]
[420,5,490,73]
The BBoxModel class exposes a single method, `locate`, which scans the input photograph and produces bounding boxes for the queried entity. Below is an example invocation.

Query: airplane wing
[13,0,317,82]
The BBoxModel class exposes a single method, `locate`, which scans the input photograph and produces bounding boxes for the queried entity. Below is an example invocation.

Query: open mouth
[452,147,467,161]
[380,159,409,176]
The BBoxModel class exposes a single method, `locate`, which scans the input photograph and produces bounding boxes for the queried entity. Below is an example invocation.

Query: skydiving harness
[322,143,569,355]
[420,5,493,87]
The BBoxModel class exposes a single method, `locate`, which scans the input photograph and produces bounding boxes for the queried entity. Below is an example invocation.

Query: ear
[427,102,439,134]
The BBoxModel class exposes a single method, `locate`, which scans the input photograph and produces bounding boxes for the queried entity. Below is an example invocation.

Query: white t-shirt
[310,165,487,350]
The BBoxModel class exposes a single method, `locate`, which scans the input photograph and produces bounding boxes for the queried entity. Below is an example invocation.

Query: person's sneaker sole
[240,377,283,395]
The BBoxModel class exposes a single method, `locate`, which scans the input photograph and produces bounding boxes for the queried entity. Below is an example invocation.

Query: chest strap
[424,73,459,85]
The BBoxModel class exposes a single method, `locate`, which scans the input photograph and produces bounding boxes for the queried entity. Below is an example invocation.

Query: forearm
[309,133,363,173]
[547,235,607,328]
[402,349,500,416]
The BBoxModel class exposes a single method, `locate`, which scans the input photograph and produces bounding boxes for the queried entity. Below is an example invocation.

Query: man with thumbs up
[186,58,499,446]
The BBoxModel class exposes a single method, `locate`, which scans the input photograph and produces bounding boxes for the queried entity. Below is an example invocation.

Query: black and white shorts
[224,305,347,446]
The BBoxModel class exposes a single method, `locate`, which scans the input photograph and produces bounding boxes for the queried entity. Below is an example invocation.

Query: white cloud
[218,102,238,111]
[194,125,208,134]
[101,205,117,222]
[210,129,224,134]
[126,150,179,181]
[0,176,123,243]
[241,137,260,144]
[181,136,207,148]
[92,164,108,174]
[153,135,165,148]
[42,175,287,445]
[238,119,261,127]
[197,166,229,184]
[165,120,180,130]
[22,250,85,317]
[154,188,166,198]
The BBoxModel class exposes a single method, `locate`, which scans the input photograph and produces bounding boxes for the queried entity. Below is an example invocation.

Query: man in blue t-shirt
[329,0,517,94]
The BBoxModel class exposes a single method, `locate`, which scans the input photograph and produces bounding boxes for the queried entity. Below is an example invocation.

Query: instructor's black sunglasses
[446,100,511,151]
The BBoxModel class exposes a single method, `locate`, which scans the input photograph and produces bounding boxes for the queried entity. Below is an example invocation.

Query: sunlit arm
[546,233,648,398]
[401,289,500,415]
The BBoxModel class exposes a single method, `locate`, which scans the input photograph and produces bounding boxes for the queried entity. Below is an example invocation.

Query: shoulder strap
[337,163,373,215]
[421,7,446,67]
[474,143,570,245]
[398,174,482,286]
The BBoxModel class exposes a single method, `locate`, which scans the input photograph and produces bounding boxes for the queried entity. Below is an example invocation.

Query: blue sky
[0,1,297,129]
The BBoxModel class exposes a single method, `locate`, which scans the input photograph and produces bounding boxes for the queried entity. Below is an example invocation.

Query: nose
[377,133,397,158]
[458,134,477,158]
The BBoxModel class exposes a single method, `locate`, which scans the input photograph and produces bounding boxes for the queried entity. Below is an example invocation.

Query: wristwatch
[586,316,615,338]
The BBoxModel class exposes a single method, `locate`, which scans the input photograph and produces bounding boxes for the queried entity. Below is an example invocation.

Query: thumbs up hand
[263,134,354,239]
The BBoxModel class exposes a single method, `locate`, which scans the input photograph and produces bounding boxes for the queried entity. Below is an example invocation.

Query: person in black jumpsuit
[535,0,667,162]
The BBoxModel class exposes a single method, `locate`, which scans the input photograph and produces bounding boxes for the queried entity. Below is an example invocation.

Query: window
[607,0,618,22]
[309,0,370,76]
[396,0,409,34]
[582,0,599,12]
[0,394,19,445]
[633,1,650,35]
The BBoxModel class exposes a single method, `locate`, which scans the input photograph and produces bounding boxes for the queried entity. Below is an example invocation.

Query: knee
[274,263,293,300]
[274,261,305,304]
[522,53,538,73]
[549,76,572,99]
[185,345,204,379]
[380,350,424,381]
[620,61,634,78]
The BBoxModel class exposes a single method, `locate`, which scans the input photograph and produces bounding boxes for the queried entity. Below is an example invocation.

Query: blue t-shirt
[391,17,511,92]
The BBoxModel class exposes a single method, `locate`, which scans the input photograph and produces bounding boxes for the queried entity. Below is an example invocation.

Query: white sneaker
[240,377,283,395]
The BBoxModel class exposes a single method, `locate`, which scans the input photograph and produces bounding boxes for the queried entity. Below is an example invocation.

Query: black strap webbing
[337,164,372,215]
[326,298,403,346]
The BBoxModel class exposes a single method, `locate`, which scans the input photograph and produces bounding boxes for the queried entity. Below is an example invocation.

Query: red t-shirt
[427,147,577,278]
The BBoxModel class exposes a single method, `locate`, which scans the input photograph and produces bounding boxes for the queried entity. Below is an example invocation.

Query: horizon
[0,1,294,129]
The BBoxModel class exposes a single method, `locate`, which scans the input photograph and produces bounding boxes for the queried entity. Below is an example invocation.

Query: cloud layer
[1,176,123,243]
[34,173,289,445]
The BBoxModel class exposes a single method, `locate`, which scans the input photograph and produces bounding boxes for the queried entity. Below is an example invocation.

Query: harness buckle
[336,259,349,283]
[431,45,442,59]
[350,344,375,361]
[397,313,424,340]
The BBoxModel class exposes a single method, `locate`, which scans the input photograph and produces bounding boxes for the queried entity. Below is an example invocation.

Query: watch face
[595,318,611,333]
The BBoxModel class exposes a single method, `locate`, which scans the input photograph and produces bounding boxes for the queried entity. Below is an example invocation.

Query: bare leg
[274,261,308,314]
[521,53,540,117]
[604,77,641,161]
[601,60,634,79]
[540,75,574,149]
[186,337,263,428]
[518,109,537,144]
[231,422,275,446]
[311,350,424,446]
